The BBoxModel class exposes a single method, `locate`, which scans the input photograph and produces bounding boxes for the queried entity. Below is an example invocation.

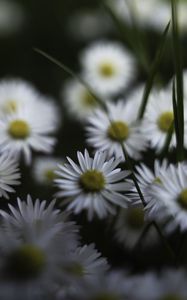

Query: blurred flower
[0,152,21,199]
[55,149,131,220]
[67,8,111,41]
[33,156,64,186]
[62,79,99,122]
[147,163,187,232]
[141,89,176,152]
[86,100,147,161]
[114,206,157,249]
[0,0,25,36]
[80,41,135,97]
[0,96,59,164]
[0,195,80,298]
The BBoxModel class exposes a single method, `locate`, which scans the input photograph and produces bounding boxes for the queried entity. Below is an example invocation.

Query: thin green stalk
[33,47,105,110]
[159,121,174,158]
[138,22,170,120]
[171,0,184,161]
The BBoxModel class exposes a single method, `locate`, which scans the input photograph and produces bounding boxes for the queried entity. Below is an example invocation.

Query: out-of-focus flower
[80,41,135,97]
[33,156,64,186]
[62,79,99,122]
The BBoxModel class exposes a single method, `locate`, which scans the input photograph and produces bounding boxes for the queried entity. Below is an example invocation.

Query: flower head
[55,149,131,220]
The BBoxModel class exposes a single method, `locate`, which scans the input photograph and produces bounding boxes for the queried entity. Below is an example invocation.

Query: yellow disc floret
[44,169,56,182]
[3,100,17,113]
[108,121,129,142]
[178,188,187,209]
[99,62,116,77]
[127,208,144,229]
[82,91,97,107]
[157,111,174,132]
[8,119,30,139]
[6,244,46,279]
[80,170,105,192]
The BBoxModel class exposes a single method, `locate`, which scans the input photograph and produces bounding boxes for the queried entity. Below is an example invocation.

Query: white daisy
[0,152,21,199]
[129,159,169,205]
[67,271,129,300]
[80,41,135,97]
[141,89,176,152]
[0,104,57,164]
[86,100,147,161]
[114,206,157,249]
[130,269,187,300]
[55,149,131,220]
[0,79,39,116]
[57,243,108,289]
[62,79,99,122]
[33,156,64,185]
[147,163,187,232]
[0,195,80,297]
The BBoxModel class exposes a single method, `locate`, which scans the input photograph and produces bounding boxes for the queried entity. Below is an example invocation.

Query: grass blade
[138,22,170,120]
[33,47,105,110]
[171,0,184,160]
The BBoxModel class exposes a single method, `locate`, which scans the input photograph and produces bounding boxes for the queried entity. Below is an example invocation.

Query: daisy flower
[55,149,131,220]
[32,156,64,185]
[0,152,21,199]
[141,89,176,152]
[57,243,108,289]
[0,195,80,297]
[62,79,99,122]
[130,269,187,300]
[114,206,157,249]
[86,100,147,161]
[0,104,57,164]
[80,41,135,97]
[129,159,169,205]
[147,163,187,232]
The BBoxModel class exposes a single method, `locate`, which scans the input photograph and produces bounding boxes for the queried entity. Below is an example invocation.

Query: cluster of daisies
[1,1,187,299]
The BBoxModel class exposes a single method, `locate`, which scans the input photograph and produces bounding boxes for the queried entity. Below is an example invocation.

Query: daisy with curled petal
[86,100,147,161]
[0,152,21,199]
[80,41,135,97]
[0,105,57,164]
[141,89,177,152]
[33,156,64,186]
[146,163,187,232]
[62,79,99,122]
[55,149,131,221]
[0,195,80,297]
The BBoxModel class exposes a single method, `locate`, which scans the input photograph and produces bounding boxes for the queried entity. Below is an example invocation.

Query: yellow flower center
[65,262,84,277]
[80,170,105,192]
[99,62,116,78]
[127,207,145,229]
[153,177,162,184]
[8,119,30,139]
[44,169,56,182]
[157,111,174,132]
[6,244,46,280]
[108,121,129,142]
[82,90,97,107]
[178,188,187,209]
[3,100,17,113]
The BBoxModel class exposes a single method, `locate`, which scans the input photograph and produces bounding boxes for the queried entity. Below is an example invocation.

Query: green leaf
[138,22,170,120]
